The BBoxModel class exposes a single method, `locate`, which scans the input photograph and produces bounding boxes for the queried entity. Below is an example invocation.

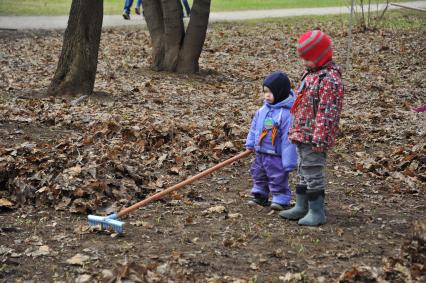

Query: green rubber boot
[298,190,326,226]
[279,185,308,220]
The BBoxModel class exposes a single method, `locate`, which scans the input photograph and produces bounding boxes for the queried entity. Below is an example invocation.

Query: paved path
[0,1,425,30]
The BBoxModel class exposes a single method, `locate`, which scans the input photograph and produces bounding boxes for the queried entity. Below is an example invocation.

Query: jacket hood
[263,71,291,104]
[264,90,295,109]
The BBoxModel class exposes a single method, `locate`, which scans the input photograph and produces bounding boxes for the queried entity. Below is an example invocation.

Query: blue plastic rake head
[87,213,125,234]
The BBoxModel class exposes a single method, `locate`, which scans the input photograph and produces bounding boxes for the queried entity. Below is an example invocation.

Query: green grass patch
[211,0,348,11]
[235,9,426,30]
[380,9,426,29]
[0,0,416,16]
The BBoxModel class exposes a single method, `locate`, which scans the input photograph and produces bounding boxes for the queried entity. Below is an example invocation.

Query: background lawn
[0,0,417,16]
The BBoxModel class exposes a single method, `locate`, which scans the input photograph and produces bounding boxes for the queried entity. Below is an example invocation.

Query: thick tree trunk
[176,0,211,73]
[143,0,165,71]
[161,0,185,71]
[143,0,210,73]
[48,0,103,96]
[144,0,185,71]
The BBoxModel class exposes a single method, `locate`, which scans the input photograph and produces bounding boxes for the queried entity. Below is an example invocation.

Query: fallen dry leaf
[66,253,90,265]
[0,198,13,207]
[202,205,227,215]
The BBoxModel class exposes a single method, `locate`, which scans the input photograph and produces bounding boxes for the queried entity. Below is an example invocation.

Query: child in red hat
[279,30,344,226]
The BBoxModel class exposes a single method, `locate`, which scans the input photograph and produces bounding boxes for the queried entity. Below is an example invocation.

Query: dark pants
[296,143,326,192]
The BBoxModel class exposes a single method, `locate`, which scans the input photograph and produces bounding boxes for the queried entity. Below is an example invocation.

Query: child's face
[263,86,274,104]
[302,58,316,69]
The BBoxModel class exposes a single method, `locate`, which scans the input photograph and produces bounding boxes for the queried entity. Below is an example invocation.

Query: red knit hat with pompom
[297,30,332,67]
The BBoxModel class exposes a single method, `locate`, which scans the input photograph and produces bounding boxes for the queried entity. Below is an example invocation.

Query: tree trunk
[48,0,103,96]
[143,0,165,71]
[143,0,211,74]
[161,0,185,71]
[176,0,211,73]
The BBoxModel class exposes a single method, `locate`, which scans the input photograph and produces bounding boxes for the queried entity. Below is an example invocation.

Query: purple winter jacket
[245,94,297,171]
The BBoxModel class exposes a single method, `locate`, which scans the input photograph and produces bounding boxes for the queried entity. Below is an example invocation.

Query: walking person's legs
[181,0,191,17]
[123,0,134,19]
[135,0,142,15]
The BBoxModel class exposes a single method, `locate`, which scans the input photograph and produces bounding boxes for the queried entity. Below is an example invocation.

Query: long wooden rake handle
[117,149,253,218]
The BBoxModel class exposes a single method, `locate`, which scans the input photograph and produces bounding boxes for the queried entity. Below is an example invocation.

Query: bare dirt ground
[0,13,425,282]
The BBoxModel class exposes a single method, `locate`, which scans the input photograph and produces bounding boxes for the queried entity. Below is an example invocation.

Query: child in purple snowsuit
[245,72,297,210]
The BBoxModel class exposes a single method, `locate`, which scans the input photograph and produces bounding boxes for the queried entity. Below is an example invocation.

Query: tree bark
[48,0,103,96]
[143,0,211,74]
[176,0,211,73]
[161,0,185,71]
[143,0,165,71]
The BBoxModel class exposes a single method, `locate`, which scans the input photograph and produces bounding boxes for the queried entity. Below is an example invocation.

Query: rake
[88,150,252,234]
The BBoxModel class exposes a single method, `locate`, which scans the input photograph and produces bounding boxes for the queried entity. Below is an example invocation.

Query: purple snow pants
[250,153,291,205]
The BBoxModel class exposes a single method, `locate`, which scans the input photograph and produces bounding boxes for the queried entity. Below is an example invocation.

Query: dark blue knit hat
[263,71,291,104]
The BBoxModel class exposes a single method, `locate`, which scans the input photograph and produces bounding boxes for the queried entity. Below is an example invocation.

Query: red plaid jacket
[289,61,344,151]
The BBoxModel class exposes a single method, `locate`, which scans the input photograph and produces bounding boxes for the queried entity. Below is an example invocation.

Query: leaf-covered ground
[0,13,425,282]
